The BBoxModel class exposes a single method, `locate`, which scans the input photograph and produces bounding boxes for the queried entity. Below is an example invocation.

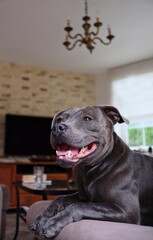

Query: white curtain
[109,60,153,144]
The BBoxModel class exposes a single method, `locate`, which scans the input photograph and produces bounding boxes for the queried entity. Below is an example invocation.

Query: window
[112,72,153,150]
[128,121,153,147]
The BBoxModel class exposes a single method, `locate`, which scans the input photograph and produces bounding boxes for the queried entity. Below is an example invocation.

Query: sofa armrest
[26,201,153,240]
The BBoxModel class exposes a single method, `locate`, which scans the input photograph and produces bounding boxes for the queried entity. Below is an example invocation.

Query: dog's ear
[99,106,129,125]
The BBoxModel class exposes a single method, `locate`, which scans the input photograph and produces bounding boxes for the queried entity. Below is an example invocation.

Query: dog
[31,105,153,238]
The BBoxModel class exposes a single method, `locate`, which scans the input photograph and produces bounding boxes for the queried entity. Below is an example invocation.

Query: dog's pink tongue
[56,146,79,159]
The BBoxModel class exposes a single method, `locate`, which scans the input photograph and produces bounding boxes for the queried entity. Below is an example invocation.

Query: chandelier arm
[65,39,83,50]
[93,36,112,46]
[67,33,83,40]
[90,27,100,37]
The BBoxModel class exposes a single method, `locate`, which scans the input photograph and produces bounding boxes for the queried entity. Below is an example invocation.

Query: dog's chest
[77,167,113,202]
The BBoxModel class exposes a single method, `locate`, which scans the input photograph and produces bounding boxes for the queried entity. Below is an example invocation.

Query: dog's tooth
[80,148,84,153]
[80,146,88,153]
[67,150,72,157]
[59,156,64,159]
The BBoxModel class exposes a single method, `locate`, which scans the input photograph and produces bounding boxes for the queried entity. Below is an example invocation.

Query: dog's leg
[37,201,140,238]
[30,192,79,232]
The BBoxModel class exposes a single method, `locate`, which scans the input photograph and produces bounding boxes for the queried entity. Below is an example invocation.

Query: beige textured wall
[0,61,95,156]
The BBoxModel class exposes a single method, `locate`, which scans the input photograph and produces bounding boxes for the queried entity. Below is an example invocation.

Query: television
[4,114,56,157]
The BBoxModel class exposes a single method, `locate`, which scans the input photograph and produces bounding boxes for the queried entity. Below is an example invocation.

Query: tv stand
[29,155,56,162]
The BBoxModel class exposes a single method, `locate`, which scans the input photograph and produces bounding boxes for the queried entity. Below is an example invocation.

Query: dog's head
[50,106,129,167]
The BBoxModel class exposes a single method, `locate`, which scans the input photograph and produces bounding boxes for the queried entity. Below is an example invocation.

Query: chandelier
[63,0,115,53]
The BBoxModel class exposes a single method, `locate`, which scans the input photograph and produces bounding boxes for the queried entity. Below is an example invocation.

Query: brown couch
[26,200,153,240]
[0,184,10,240]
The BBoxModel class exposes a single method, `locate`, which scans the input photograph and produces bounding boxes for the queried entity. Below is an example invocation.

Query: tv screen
[4,114,56,156]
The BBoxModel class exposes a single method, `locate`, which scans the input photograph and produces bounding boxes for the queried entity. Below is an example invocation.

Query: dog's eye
[83,116,92,122]
[56,117,62,123]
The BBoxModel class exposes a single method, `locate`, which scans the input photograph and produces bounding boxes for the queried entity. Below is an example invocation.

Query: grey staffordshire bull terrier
[31,105,153,238]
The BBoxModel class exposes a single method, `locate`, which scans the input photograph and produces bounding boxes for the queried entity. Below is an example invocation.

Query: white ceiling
[0,0,153,75]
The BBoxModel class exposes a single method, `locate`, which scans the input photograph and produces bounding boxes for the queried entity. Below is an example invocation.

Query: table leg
[42,192,48,200]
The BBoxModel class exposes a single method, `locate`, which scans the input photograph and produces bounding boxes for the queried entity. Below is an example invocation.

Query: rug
[5,212,34,240]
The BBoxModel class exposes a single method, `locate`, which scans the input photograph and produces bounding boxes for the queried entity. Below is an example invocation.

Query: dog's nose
[58,123,67,132]
[52,123,67,133]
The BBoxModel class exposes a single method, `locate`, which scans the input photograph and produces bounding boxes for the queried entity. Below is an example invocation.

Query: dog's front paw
[38,215,64,238]
[30,210,51,232]
[30,201,60,232]
[38,205,81,238]
[30,214,43,231]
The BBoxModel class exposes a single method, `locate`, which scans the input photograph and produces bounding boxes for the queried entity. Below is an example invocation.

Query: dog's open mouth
[56,142,98,162]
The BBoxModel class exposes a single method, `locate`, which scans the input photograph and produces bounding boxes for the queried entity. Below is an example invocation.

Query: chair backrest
[0,186,3,239]
[0,184,10,240]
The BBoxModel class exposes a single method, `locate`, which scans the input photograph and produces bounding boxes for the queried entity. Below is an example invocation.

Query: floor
[5,212,34,240]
